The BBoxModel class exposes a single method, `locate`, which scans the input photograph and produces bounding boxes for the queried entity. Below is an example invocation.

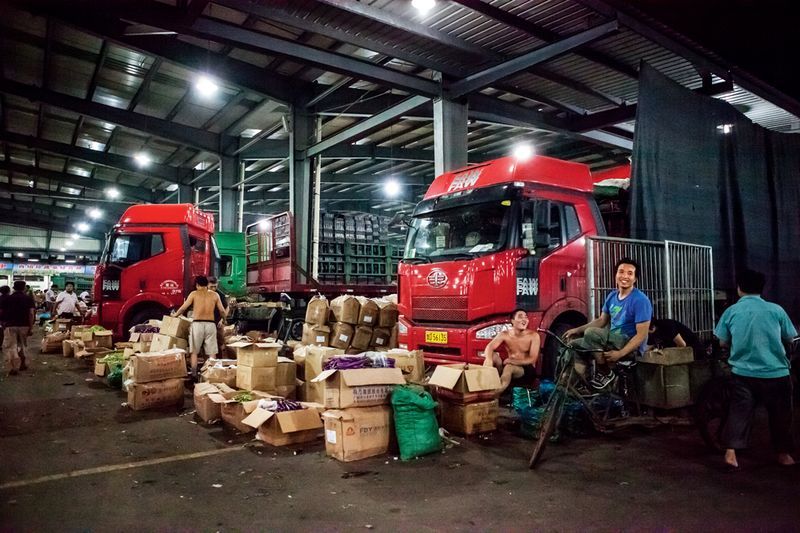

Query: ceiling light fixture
[134,152,151,167]
[512,143,534,161]
[166,183,179,192]
[88,208,103,219]
[195,75,219,97]
[77,222,90,232]
[412,0,436,15]
[384,178,401,198]
[105,187,120,199]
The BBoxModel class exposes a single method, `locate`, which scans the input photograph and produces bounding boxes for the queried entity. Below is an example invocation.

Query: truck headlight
[397,322,408,335]
[475,323,509,340]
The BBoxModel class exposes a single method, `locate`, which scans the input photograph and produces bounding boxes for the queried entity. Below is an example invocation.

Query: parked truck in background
[395,155,714,378]
[215,231,247,298]
[92,204,216,336]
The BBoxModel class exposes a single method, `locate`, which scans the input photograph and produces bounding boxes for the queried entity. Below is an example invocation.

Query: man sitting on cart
[564,257,652,390]
[482,308,541,396]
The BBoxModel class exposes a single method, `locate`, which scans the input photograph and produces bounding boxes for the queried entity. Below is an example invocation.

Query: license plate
[425,331,448,344]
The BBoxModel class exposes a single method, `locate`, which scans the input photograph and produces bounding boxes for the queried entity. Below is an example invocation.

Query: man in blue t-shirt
[565,257,653,389]
[714,268,797,469]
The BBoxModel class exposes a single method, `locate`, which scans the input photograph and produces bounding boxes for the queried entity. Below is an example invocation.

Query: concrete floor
[1,330,799,532]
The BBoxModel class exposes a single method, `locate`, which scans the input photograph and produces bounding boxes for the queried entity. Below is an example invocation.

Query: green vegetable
[234,391,254,403]
[97,351,125,365]
[89,325,107,333]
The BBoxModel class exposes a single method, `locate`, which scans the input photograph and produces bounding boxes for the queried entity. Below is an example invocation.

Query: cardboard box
[93,330,114,349]
[351,325,373,351]
[277,357,297,387]
[322,406,392,462]
[305,295,329,326]
[71,325,92,340]
[127,349,187,383]
[150,333,188,353]
[429,364,501,396]
[439,399,498,435]
[389,324,398,349]
[636,362,692,409]
[160,315,192,339]
[42,332,69,353]
[276,385,297,399]
[201,359,238,387]
[639,347,695,365]
[244,405,323,446]
[131,341,151,353]
[385,349,425,383]
[129,332,155,343]
[374,299,399,328]
[330,322,354,350]
[311,367,405,408]
[127,378,185,411]
[210,391,275,433]
[304,346,345,404]
[94,359,110,377]
[76,347,112,360]
[302,323,330,346]
[237,365,277,392]
[370,327,391,349]
[356,297,379,326]
[330,295,360,325]
[227,342,280,367]
[62,339,84,358]
[193,382,236,423]
[55,318,73,332]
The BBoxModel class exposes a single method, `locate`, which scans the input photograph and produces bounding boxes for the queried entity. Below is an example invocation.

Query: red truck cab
[93,204,216,337]
[397,155,604,376]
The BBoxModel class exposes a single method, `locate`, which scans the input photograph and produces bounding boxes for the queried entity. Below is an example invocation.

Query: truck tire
[126,306,166,334]
[541,320,581,380]
[289,319,304,341]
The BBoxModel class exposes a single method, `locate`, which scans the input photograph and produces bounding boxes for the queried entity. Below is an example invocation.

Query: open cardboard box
[227,341,280,367]
[208,390,277,433]
[243,402,324,446]
[194,382,236,423]
[311,367,405,409]
[429,363,501,398]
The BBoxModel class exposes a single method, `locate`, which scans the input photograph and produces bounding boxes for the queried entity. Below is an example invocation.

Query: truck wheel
[289,319,303,341]
[541,321,580,380]
[127,307,166,334]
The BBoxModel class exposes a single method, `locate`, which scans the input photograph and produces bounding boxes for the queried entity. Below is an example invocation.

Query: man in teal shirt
[714,269,797,469]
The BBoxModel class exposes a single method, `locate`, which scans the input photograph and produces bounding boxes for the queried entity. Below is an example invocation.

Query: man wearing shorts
[482,308,541,397]
[172,275,227,381]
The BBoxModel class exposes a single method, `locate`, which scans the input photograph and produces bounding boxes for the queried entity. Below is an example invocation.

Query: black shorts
[521,364,537,383]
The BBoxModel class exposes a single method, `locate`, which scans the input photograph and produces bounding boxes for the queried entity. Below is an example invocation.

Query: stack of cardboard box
[228,341,281,394]
[123,349,187,410]
[429,364,501,435]
[314,366,405,462]
[149,315,191,352]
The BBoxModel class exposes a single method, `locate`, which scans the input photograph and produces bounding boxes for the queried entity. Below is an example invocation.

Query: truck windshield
[107,233,164,267]
[404,201,512,262]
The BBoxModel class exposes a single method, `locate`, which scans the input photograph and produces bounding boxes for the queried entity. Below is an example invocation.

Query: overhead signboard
[2,263,96,275]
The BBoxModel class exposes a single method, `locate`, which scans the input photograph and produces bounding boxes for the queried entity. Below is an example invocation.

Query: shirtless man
[172,275,227,380]
[482,308,541,396]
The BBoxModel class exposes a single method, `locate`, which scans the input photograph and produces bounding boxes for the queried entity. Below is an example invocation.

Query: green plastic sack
[107,365,124,389]
[391,385,442,461]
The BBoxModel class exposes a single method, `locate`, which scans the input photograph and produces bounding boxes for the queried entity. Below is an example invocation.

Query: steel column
[433,97,468,177]
[218,156,238,232]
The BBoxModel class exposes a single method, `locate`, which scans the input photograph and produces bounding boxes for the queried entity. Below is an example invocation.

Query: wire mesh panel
[586,237,714,339]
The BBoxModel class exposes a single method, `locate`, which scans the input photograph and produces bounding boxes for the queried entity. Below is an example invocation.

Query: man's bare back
[187,289,223,321]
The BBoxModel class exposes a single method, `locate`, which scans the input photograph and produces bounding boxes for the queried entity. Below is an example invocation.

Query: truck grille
[411,296,468,322]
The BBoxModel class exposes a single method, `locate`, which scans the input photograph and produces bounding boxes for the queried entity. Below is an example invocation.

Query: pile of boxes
[60,325,113,360]
[321,211,389,242]
[123,349,187,410]
[429,364,502,435]
[301,294,399,352]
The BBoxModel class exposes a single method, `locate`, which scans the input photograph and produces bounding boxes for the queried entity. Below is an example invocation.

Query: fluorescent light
[27,258,39,263]
[77,222,90,232]
[412,0,435,15]
[66,240,74,246]
[166,183,179,192]
[105,187,120,199]
[88,208,103,219]
[195,75,219,97]
[716,123,734,134]
[384,179,401,198]
[134,152,151,167]
[65,260,76,264]
[512,143,534,160]
[17,253,24,258]
[258,219,271,231]
[60,248,66,252]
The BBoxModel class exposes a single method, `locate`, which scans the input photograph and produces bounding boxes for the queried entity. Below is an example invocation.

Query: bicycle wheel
[529,388,566,469]
[693,377,732,452]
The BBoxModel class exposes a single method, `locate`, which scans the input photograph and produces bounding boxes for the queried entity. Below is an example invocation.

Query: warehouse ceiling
[0,0,798,240]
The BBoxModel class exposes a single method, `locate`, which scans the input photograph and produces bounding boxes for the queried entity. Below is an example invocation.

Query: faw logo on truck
[516,277,539,296]
[447,168,484,192]
[427,269,448,288]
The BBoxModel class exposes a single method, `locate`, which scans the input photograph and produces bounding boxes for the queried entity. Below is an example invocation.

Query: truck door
[518,199,583,311]
[187,231,210,279]
[100,230,179,330]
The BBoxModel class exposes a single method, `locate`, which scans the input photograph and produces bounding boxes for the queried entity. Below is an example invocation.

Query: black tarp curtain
[631,63,800,321]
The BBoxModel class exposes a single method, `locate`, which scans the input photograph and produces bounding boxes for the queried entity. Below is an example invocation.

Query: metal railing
[586,236,715,339]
